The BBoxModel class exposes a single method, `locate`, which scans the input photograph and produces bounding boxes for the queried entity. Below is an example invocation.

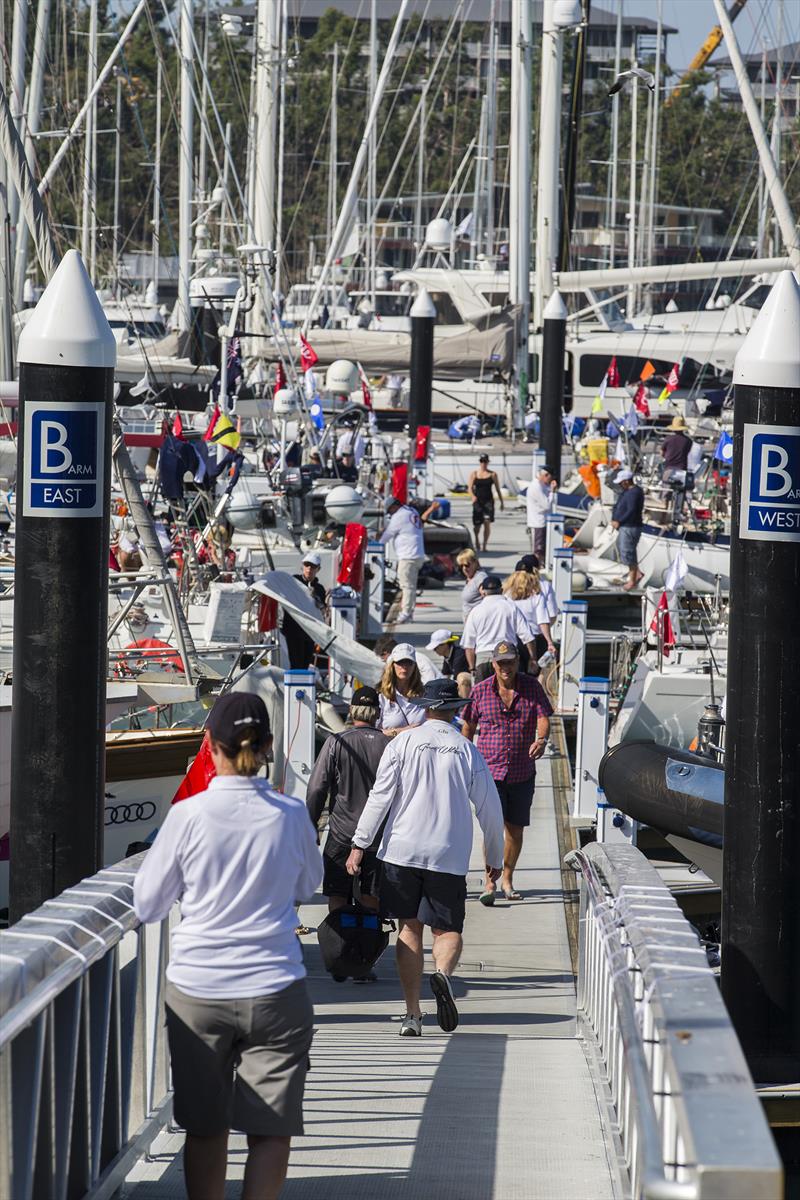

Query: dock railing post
[282,668,316,800]
[545,510,565,573]
[9,250,115,921]
[328,586,358,698]
[552,547,574,632]
[364,540,385,638]
[573,677,610,820]
[558,598,587,713]
[721,269,800,1084]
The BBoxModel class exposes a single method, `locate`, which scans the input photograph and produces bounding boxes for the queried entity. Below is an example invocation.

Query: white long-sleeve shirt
[526,479,555,529]
[133,777,323,999]
[353,719,505,874]
[380,505,425,560]
[461,594,537,654]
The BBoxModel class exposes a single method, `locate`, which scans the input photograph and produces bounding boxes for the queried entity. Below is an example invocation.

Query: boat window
[429,292,463,326]
[680,358,730,388]
[740,284,770,310]
[528,352,539,384]
[578,354,674,387]
[373,293,412,317]
[477,291,509,307]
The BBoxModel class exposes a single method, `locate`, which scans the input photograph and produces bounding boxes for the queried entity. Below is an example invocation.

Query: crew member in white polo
[461,575,538,682]
[526,464,557,560]
[380,496,428,624]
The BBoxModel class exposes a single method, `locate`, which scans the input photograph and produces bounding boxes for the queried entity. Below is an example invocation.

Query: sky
[655,0,800,74]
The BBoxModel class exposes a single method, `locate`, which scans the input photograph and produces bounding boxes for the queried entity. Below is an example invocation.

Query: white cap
[615,469,634,482]
[389,642,417,664]
[302,550,321,567]
[426,628,454,651]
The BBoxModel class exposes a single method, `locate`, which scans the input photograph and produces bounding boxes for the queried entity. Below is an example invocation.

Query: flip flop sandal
[479,890,496,906]
[502,889,523,901]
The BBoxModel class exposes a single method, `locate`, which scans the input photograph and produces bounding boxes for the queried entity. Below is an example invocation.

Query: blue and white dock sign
[22,401,105,518]
[739,423,800,543]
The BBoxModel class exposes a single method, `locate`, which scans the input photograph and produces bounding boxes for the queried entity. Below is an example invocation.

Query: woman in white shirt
[503,569,557,665]
[378,642,426,734]
[133,692,322,1200]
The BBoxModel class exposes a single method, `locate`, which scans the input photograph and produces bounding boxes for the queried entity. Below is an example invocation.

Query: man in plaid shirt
[462,641,552,903]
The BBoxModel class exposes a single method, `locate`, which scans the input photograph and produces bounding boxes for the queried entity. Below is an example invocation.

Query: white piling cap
[543,290,568,322]
[734,270,800,390]
[18,249,117,370]
[410,288,437,319]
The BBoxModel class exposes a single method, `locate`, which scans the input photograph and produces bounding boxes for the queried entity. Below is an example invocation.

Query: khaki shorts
[165,977,314,1137]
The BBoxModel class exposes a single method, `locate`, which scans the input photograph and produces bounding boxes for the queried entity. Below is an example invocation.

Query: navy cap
[205,691,270,747]
[416,678,470,710]
[351,685,380,706]
[515,553,540,572]
[481,574,502,594]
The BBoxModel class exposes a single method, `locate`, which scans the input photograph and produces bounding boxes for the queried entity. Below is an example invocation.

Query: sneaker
[399,1014,423,1038]
[395,612,412,624]
[353,970,378,984]
[430,971,459,1032]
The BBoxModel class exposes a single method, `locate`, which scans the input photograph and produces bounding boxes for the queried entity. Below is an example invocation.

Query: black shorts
[323,836,380,899]
[472,499,495,529]
[495,776,536,827]
[379,861,467,933]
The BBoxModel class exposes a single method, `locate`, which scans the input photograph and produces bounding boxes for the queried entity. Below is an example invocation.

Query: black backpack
[316,879,394,980]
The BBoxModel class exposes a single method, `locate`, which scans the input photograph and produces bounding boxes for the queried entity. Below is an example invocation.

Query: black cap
[481,574,502,594]
[492,641,519,662]
[515,553,540,572]
[479,453,489,463]
[351,685,380,707]
[417,678,470,710]
[205,692,270,747]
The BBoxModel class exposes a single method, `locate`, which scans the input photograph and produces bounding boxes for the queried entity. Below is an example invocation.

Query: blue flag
[714,431,733,463]
[309,399,325,431]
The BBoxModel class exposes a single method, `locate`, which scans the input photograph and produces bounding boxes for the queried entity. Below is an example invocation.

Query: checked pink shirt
[462,672,553,783]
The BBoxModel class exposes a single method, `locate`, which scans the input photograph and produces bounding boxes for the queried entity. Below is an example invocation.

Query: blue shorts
[616,525,642,566]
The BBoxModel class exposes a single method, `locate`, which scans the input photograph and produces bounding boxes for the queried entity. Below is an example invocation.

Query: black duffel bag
[316,877,394,980]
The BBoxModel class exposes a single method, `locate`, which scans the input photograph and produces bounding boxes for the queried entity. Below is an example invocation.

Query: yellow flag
[657,386,670,405]
[210,412,241,450]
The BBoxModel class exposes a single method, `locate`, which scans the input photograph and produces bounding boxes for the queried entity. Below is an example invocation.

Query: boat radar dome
[273,387,299,417]
[325,485,365,525]
[425,218,452,252]
[325,359,359,395]
[553,0,582,27]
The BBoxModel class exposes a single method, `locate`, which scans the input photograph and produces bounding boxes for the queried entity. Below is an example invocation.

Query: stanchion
[328,586,358,698]
[9,251,115,921]
[283,668,316,801]
[552,546,574,615]
[539,290,567,485]
[573,677,610,820]
[545,511,565,572]
[558,599,587,713]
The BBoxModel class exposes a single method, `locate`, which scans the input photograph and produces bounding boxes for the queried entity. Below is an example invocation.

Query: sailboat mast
[645,0,662,280]
[178,0,194,333]
[484,0,497,261]
[112,72,122,294]
[415,79,426,246]
[368,0,377,306]
[7,0,28,261]
[252,0,279,334]
[152,59,162,298]
[80,0,98,282]
[510,0,532,428]
[327,43,338,252]
[274,0,288,301]
[626,41,637,317]
[13,0,51,306]
[608,0,622,268]
[533,0,561,330]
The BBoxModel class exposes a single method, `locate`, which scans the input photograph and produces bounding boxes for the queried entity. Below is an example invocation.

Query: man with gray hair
[307,687,388,931]
[347,678,504,1036]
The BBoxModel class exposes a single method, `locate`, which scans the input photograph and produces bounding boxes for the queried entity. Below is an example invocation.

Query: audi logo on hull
[104,801,157,825]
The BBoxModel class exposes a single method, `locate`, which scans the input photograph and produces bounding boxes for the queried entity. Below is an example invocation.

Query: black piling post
[9,250,116,920]
[721,269,800,1083]
[408,287,436,448]
[539,290,567,485]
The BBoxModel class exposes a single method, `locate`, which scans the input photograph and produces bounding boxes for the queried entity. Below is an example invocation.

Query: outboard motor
[696,702,725,763]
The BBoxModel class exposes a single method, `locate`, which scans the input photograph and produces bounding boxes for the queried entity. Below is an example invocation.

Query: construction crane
[665,0,748,106]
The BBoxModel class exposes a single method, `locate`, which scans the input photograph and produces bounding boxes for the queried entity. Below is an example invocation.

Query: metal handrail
[567,843,782,1200]
[0,855,173,1200]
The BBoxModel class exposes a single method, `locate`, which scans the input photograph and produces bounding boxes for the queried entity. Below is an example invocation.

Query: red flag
[633,383,650,418]
[666,362,680,392]
[274,361,287,397]
[203,405,221,441]
[172,412,184,439]
[171,735,216,804]
[607,356,620,389]
[391,462,408,504]
[357,361,372,408]
[337,522,368,591]
[649,592,674,656]
[414,425,431,463]
[299,334,318,372]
